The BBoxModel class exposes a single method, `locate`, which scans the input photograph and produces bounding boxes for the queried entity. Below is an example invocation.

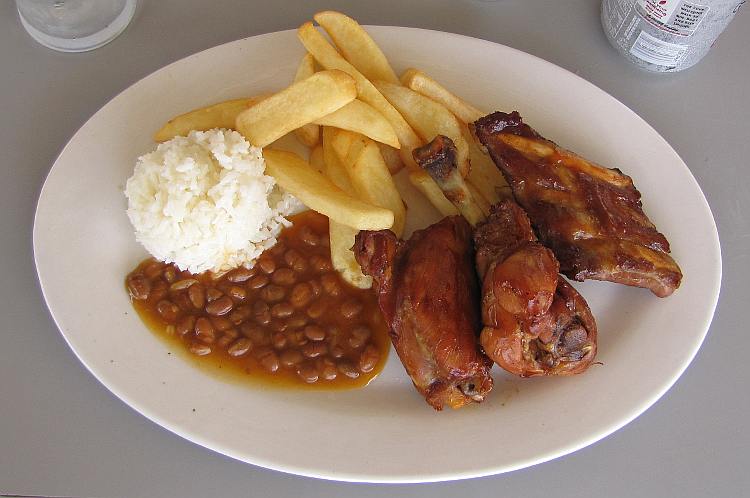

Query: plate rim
[32,25,722,483]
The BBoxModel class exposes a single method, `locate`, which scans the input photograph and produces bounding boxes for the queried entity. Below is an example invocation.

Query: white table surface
[2,1,748,496]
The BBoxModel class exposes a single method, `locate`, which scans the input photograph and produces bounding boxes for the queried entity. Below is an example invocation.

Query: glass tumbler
[16,0,137,52]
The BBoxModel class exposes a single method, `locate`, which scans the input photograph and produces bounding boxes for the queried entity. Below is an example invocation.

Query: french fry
[377,142,404,174]
[293,53,321,147]
[236,69,356,148]
[297,22,423,170]
[467,180,491,217]
[320,127,373,288]
[262,149,393,230]
[408,170,459,217]
[309,144,325,174]
[153,95,268,142]
[340,135,406,237]
[313,10,400,84]
[314,99,399,148]
[400,68,485,124]
[374,81,470,178]
[329,221,373,289]
[466,133,507,205]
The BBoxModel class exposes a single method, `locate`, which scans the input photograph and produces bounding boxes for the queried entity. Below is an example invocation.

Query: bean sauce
[125,211,389,390]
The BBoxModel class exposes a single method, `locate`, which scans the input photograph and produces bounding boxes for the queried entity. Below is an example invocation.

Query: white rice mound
[125,129,300,274]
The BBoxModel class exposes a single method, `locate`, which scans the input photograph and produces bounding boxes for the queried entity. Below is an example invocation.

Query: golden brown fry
[408,170,459,217]
[374,81,470,177]
[314,99,399,148]
[329,221,373,289]
[309,144,325,174]
[400,68,485,124]
[464,125,507,205]
[341,135,406,237]
[377,142,405,174]
[262,149,393,230]
[236,69,355,147]
[293,53,321,147]
[297,22,423,170]
[313,10,400,84]
[324,127,357,191]
[467,180,491,217]
[153,95,268,142]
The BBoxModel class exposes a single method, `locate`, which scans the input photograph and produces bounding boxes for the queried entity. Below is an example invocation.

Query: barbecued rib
[473,111,682,297]
[475,200,597,376]
[354,216,494,410]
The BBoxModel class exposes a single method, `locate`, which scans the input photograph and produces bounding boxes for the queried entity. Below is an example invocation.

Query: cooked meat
[354,216,493,410]
[474,200,597,376]
[472,111,682,297]
[413,135,485,226]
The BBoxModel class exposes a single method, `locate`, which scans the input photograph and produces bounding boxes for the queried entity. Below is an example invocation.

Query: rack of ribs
[473,111,682,297]
[354,216,494,410]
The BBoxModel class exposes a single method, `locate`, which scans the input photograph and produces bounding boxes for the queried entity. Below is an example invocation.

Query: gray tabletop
[2,1,748,496]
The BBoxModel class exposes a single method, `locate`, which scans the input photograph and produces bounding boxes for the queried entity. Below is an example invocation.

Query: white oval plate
[33,27,721,483]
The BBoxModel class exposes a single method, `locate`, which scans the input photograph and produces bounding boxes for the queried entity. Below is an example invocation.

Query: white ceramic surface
[33,27,721,483]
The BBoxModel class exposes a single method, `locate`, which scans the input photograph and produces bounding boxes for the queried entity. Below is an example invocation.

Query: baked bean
[171,292,195,312]
[188,284,205,309]
[150,280,168,302]
[269,320,288,333]
[271,268,296,286]
[228,305,252,325]
[217,328,239,348]
[280,349,303,368]
[170,278,197,291]
[289,283,313,308]
[222,328,239,340]
[348,325,371,349]
[210,316,233,332]
[260,284,285,302]
[269,241,286,256]
[306,300,326,319]
[226,267,256,283]
[359,344,380,373]
[228,286,247,302]
[206,295,233,316]
[302,341,327,358]
[257,256,276,274]
[271,302,294,319]
[144,261,165,278]
[195,317,215,344]
[156,300,180,323]
[303,325,326,342]
[247,274,269,290]
[163,266,177,283]
[329,345,345,359]
[319,359,338,381]
[256,348,280,373]
[228,338,253,357]
[252,301,271,325]
[340,299,363,319]
[271,332,288,350]
[240,323,268,346]
[320,273,341,296]
[189,342,212,356]
[297,362,319,383]
[284,249,307,272]
[299,225,319,246]
[337,361,360,379]
[287,314,308,329]
[288,329,309,348]
[206,287,223,302]
[309,254,332,273]
[176,315,196,336]
[308,279,322,298]
[126,273,151,300]
[318,235,329,248]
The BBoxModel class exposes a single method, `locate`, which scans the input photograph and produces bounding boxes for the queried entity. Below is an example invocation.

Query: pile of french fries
[152,11,508,288]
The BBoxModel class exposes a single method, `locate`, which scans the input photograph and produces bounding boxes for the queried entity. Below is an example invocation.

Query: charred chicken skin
[354,217,494,410]
[475,200,597,376]
[473,111,682,297]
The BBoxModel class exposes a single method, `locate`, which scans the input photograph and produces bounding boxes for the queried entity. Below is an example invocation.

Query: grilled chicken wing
[354,217,494,410]
[473,111,682,297]
[475,201,597,376]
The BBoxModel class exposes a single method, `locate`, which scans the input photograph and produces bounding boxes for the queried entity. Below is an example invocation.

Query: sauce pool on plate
[125,210,390,389]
